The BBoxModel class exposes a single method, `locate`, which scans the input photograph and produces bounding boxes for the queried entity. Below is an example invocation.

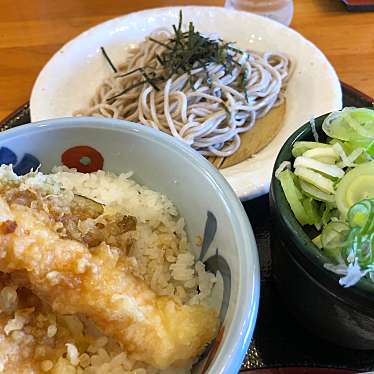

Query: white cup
[224,0,294,26]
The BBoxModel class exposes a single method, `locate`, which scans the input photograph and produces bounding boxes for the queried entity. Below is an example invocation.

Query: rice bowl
[0,117,259,373]
[0,164,225,373]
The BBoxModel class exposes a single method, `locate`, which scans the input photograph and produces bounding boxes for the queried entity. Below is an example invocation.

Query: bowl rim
[0,116,260,373]
[271,110,374,307]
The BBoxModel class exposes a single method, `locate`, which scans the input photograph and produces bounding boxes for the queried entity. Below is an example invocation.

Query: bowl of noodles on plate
[74,11,291,170]
[30,6,342,199]
[0,116,259,373]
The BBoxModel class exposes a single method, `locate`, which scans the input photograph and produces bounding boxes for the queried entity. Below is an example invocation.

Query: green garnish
[100,47,117,73]
[148,37,174,50]
[104,10,245,103]
[277,107,374,287]
[107,80,148,102]
[322,198,374,286]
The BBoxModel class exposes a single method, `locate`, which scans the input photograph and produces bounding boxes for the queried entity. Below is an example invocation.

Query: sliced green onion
[275,161,291,179]
[336,146,363,168]
[323,110,358,141]
[303,147,339,162]
[367,140,374,158]
[313,234,322,248]
[321,203,333,226]
[352,232,374,268]
[292,141,330,158]
[278,169,309,226]
[317,157,339,164]
[347,199,374,235]
[321,221,350,250]
[302,197,321,226]
[323,108,374,142]
[335,160,374,217]
[294,167,335,194]
[278,107,374,287]
[332,142,354,167]
[294,156,344,178]
[299,180,335,203]
[345,108,374,139]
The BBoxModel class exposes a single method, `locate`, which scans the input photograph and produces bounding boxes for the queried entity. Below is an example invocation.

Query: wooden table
[0,0,373,120]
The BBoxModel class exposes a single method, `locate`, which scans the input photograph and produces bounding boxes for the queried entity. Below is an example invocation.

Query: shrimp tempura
[0,197,219,369]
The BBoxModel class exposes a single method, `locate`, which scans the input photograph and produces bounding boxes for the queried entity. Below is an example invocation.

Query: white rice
[0,165,217,373]
[50,166,216,303]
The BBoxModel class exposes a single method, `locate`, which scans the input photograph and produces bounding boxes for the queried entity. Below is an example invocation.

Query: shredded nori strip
[100,47,117,73]
[105,10,244,101]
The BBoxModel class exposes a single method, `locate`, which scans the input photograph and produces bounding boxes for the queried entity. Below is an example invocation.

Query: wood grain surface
[0,0,373,120]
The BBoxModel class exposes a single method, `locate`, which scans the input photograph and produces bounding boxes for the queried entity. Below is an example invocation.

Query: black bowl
[269,110,374,350]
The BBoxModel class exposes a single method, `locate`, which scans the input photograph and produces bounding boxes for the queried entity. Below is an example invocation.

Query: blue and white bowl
[0,117,260,374]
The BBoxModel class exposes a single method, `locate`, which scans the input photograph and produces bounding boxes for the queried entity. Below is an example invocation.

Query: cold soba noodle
[76,16,291,158]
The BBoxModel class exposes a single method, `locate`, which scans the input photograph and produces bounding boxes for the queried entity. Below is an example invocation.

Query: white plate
[30,6,342,200]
